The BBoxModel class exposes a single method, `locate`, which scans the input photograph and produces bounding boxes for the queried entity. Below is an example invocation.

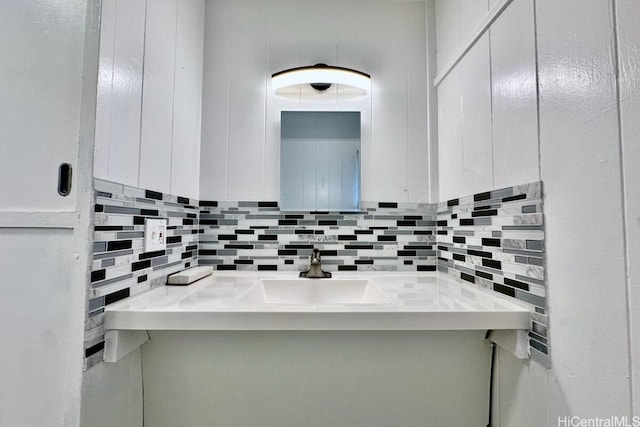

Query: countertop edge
[105,309,531,331]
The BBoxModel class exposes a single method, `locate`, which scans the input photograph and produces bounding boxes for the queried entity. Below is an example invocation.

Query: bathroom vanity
[103,272,530,427]
[105,271,530,332]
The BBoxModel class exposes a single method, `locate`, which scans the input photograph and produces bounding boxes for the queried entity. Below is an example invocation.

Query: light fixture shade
[272,65,371,91]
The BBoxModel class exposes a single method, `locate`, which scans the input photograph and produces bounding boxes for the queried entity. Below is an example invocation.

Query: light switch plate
[144,218,167,252]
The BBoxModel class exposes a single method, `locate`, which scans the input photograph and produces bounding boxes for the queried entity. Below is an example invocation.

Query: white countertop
[104,272,531,331]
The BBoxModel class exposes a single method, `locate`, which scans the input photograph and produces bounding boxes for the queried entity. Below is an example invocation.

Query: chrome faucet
[299,248,332,278]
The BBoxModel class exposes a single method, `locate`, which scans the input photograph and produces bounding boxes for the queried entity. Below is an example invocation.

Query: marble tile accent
[437,181,549,367]
[85,178,548,368]
[85,178,200,369]
[198,201,437,272]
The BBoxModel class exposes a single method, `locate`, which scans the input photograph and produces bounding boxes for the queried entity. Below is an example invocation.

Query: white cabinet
[0,1,89,212]
[0,2,100,426]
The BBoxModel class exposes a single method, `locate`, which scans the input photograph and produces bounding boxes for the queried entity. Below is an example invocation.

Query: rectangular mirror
[280,111,361,211]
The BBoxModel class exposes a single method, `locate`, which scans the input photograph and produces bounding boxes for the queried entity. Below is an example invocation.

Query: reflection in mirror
[280,111,361,211]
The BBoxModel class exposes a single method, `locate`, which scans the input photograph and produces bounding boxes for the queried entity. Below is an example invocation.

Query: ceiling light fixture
[271,64,371,92]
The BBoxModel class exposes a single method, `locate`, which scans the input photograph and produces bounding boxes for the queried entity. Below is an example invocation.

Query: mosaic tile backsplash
[436,181,549,366]
[85,178,547,368]
[85,179,200,368]
[198,201,437,272]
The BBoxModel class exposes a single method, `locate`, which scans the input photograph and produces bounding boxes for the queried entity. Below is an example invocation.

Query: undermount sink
[236,278,392,305]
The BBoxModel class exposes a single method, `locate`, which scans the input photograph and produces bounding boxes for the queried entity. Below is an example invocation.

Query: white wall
[94,0,204,199]
[93,0,145,188]
[142,331,491,426]
[617,0,640,416]
[80,349,143,427]
[434,0,638,424]
[537,0,631,421]
[82,3,204,426]
[436,0,540,201]
[199,0,430,203]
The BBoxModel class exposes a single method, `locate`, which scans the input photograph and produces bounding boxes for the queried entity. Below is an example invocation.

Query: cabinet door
[0,229,76,426]
[0,2,100,426]
[0,1,90,212]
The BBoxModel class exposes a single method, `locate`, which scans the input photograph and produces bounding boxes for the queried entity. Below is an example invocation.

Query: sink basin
[236,279,392,305]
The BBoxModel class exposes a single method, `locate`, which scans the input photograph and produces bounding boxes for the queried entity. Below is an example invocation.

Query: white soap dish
[167,266,213,285]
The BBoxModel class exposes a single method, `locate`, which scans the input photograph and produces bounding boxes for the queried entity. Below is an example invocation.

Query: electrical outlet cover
[144,218,167,252]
